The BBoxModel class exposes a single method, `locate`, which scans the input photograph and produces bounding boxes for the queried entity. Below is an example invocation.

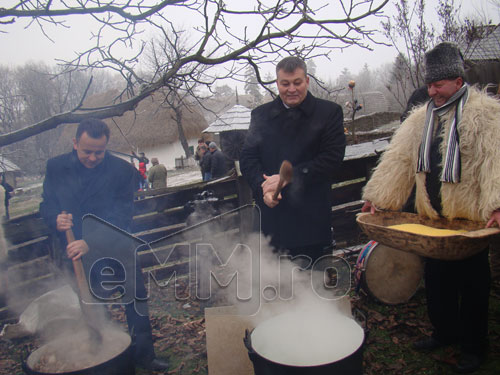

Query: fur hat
[424,42,465,84]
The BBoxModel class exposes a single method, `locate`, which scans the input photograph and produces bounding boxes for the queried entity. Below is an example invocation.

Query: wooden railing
[0,138,389,323]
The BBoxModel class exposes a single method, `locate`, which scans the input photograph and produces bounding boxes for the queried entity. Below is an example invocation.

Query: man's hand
[261,174,287,208]
[261,174,280,194]
[56,212,73,232]
[486,210,500,228]
[66,239,89,260]
[263,191,280,208]
[361,201,377,214]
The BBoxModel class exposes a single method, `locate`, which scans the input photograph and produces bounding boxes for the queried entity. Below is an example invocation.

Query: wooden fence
[0,138,388,323]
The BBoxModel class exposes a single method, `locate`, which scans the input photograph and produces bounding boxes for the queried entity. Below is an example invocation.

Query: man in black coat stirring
[240,56,346,263]
[39,118,169,371]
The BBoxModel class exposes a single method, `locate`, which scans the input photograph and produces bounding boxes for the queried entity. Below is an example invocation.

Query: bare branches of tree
[381,0,434,96]
[0,0,390,147]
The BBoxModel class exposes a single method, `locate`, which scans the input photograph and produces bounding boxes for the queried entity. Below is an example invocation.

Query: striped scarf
[417,83,469,183]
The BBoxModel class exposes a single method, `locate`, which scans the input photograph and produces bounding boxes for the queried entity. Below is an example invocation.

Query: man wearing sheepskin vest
[362,42,500,373]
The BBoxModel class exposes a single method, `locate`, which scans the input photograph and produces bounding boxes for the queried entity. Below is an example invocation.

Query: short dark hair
[76,118,110,141]
[276,56,307,76]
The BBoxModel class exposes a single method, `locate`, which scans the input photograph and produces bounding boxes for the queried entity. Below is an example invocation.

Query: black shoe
[138,358,170,371]
[413,337,447,352]
[454,353,483,374]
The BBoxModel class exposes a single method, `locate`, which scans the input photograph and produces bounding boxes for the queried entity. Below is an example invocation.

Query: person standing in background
[147,157,167,189]
[199,144,211,181]
[195,138,208,179]
[138,159,148,190]
[208,142,229,179]
[0,174,13,221]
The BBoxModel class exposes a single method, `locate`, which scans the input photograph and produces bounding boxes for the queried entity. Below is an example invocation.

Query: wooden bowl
[356,212,500,260]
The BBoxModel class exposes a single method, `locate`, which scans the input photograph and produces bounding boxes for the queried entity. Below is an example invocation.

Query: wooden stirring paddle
[63,215,102,345]
[273,160,293,201]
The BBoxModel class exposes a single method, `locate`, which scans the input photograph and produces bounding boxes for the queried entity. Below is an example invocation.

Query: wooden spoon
[273,160,293,200]
[63,212,102,345]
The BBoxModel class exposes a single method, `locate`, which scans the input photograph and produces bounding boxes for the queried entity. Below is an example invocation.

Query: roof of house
[463,25,500,61]
[0,156,20,172]
[203,105,251,133]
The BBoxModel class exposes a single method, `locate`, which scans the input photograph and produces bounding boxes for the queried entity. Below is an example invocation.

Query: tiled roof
[463,25,500,61]
[203,105,251,133]
[0,156,20,172]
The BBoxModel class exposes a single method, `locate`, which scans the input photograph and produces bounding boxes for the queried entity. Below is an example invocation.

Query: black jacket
[40,150,135,253]
[210,149,228,178]
[240,92,346,249]
[200,151,211,175]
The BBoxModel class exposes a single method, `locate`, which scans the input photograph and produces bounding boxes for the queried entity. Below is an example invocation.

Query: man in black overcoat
[39,118,169,371]
[240,56,346,263]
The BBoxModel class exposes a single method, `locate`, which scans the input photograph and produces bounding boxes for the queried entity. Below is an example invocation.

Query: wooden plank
[139,242,192,269]
[331,180,365,206]
[331,200,365,248]
[3,215,50,245]
[142,258,190,285]
[7,236,50,263]
[138,223,240,270]
[132,197,239,232]
[134,223,187,243]
[334,156,379,182]
[132,206,189,233]
[6,255,53,287]
[133,178,238,216]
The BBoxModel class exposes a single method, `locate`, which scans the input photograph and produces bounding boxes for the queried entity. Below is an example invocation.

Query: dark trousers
[122,264,155,365]
[425,248,490,354]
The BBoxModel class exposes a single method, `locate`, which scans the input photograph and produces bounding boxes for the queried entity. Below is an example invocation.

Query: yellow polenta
[388,223,467,237]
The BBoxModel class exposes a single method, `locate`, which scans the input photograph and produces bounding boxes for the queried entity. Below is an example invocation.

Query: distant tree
[385,53,415,110]
[336,68,353,88]
[355,64,374,93]
[0,63,112,174]
[244,65,263,107]
[306,59,343,100]
[381,0,435,106]
[147,32,209,158]
[381,0,497,110]
[214,85,234,97]
[0,67,23,134]
[437,0,463,43]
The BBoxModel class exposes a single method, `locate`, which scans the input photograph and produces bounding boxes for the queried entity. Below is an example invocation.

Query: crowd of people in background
[128,139,231,196]
[195,139,230,181]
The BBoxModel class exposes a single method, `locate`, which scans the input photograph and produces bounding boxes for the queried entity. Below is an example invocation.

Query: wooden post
[236,176,254,241]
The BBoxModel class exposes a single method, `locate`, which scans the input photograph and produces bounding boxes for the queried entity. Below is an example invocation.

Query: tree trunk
[174,106,192,158]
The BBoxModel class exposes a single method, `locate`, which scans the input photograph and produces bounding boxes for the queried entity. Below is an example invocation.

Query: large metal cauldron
[22,328,134,375]
[244,310,366,375]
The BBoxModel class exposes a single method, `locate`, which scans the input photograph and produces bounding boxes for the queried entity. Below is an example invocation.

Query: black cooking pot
[244,309,367,375]
[22,329,135,375]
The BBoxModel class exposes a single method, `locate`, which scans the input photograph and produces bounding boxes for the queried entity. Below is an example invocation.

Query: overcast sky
[1,0,499,82]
